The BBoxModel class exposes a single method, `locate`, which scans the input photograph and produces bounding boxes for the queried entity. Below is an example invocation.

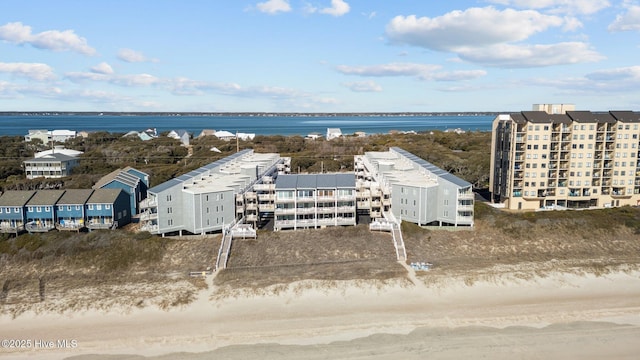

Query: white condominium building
[355,147,474,227]
[490,108,640,210]
[139,149,290,236]
[274,174,357,231]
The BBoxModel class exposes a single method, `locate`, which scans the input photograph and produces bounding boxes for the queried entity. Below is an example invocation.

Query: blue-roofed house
[86,188,131,230]
[55,189,93,231]
[0,191,36,234]
[93,166,150,216]
[25,190,65,233]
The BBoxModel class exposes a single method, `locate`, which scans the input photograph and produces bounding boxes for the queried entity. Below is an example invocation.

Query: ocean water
[0,114,495,137]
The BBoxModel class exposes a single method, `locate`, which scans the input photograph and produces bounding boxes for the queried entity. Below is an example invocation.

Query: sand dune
[1,269,639,359]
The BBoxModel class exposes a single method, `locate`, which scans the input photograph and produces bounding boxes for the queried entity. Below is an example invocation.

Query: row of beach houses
[0,167,149,234]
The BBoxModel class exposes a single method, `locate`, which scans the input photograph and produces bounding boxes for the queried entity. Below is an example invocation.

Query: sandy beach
[1,266,639,359]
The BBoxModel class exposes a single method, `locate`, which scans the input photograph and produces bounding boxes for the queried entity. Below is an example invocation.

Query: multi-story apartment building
[140,147,473,236]
[139,149,290,236]
[490,107,640,210]
[273,174,357,231]
[355,147,474,227]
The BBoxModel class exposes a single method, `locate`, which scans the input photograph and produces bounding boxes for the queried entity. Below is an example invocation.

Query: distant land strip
[0,111,500,117]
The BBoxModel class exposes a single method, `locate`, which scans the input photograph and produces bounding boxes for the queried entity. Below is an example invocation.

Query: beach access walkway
[369,212,407,262]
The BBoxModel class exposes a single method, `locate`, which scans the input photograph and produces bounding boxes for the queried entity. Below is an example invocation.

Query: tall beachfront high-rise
[490,105,640,210]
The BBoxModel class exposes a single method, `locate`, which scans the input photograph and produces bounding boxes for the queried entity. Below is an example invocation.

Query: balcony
[274,207,295,215]
[253,183,275,191]
[296,207,316,214]
[259,204,275,212]
[139,198,157,209]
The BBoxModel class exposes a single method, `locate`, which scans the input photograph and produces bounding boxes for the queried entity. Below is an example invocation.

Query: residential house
[23,152,80,179]
[93,166,149,215]
[24,130,51,143]
[214,130,236,141]
[86,189,131,230]
[167,129,190,146]
[56,189,93,231]
[51,130,77,142]
[0,191,36,234]
[25,190,65,232]
[197,129,216,138]
[326,128,342,140]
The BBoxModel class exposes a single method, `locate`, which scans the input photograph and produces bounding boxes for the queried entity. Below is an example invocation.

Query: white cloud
[386,7,565,51]
[585,65,640,81]
[385,7,603,68]
[117,48,158,63]
[90,62,114,75]
[0,80,62,99]
[336,62,486,81]
[66,71,161,87]
[457,42,604,67]
[608,5,640,32]
[0,62,56,81]
[432,70,488,81]
[342,80,383,92]
[522,66,640,96]
[486,0,611,15]
[256,0,291,14]
[336,63,441,77]
[320,0,350,16]
[0,22,96,55]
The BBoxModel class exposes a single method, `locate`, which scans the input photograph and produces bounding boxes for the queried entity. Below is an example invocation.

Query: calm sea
[0,114,495,137]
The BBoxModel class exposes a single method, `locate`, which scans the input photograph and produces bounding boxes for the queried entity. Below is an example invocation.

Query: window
[105,204,111,209]
[14,208,19,213]
[88,204,94,210]
[75,205,81,210]
[166,195,172,201]
[96,204,102,210]
[58,206,64,211]
[36,207,41,212]
[0,208,3,214]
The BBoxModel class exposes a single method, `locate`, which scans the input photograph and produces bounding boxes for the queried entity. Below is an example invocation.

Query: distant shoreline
[0,111,500,117]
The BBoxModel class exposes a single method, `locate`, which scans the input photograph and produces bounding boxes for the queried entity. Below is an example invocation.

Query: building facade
[0,189,131,234]
[273,174,357,231]
[139,149,290,236]
[355,147,474,227]
[23,153,80,179]
[490,109,640,210]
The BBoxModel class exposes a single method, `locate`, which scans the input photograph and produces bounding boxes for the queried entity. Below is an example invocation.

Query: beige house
[490,106,640,210]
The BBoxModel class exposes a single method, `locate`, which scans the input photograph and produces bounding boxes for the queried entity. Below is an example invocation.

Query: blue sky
[1,0,639,112]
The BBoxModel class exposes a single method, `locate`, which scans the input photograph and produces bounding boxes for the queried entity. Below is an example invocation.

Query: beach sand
[1,268,640,359]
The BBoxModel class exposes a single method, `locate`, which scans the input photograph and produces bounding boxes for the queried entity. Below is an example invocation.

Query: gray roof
[26,190,66,206]
[148,149,254,194]
[521,111,571,124]
[93,166,145,189]
[275,174,355,189]
[24,153,76,163]
[610,111,640,122]
[87,188,124,204]
[391,147,472,188]
[567,111,616,123]
[0,191,36,206]
[57,189,94,205]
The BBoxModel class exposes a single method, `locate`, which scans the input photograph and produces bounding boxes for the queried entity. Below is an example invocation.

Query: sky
[0,0,639,113]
